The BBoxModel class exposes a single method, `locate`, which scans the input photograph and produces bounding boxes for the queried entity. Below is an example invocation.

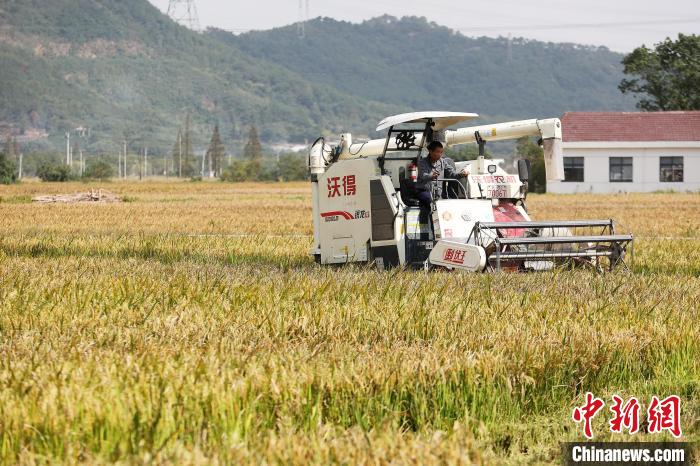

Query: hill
[0,0,397,153]
[0,2,635,154]
[220,15,636,123]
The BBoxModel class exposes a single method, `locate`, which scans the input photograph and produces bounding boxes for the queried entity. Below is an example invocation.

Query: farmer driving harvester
[415,141,469,205]
[308,111,633,271]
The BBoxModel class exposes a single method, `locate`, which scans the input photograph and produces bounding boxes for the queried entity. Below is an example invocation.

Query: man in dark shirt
[416,141,469,205]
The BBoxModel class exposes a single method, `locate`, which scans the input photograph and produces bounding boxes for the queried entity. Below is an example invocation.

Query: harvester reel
[394,131,417,150]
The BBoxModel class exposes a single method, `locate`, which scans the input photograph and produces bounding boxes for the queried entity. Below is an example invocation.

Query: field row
[1,182,698,239]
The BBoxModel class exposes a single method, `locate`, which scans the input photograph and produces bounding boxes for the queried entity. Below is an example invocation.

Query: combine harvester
[308,112,633,272]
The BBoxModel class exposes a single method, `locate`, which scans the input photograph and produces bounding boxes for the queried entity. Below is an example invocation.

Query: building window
[563,157,584,182]
[609,157,633,182]
[660,156,683,182]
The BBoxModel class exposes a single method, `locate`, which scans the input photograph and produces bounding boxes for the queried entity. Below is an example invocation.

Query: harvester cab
[308,111,633,272]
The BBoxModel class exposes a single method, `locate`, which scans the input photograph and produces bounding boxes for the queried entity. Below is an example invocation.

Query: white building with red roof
[547,111,700,193]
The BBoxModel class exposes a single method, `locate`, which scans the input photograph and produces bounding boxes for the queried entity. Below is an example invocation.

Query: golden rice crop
[0,180,698,465]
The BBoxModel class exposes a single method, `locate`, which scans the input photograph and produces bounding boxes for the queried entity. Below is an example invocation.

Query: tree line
[0,122,309,184]
[168,118,307,182]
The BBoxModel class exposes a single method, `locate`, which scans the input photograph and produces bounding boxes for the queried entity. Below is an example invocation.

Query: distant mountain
[0,2,635,154]
[216,15,636,122]
[0,0,397,153]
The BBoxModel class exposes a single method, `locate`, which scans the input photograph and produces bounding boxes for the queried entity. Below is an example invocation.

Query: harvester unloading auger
[308,112,633,272]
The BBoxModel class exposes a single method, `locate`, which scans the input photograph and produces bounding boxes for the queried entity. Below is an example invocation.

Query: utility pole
[207,148,212,177]
[144,146,148,178]
[18,153,22,180]
[73,125,88,174]
[65,132,70,165]
[178,130,182,178]
[123,140,127,179]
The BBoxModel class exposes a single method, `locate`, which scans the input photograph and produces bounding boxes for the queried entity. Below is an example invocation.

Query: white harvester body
[309,111,633,272]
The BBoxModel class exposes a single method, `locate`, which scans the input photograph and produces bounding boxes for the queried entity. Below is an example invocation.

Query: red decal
[327,175,356,197]
[327,177,341,197]
[572,392,605,439]
[343,175,356,196]
[647,395,682,438]
[443,248,465,265]
[609,395,640,434]
[321,211,354,220]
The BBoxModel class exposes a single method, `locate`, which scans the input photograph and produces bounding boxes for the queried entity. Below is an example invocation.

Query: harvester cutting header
[308,111,633,272]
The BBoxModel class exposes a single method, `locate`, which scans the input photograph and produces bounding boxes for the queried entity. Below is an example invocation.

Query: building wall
[547,142,700,193]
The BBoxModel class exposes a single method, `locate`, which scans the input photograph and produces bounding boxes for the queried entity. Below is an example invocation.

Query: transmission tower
[167,0,200,31]
[297,0,309,39]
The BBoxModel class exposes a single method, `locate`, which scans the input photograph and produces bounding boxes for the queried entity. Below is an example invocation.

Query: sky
[150,0,700,52]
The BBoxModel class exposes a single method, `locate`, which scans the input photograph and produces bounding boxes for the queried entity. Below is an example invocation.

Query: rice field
[0,181,698,464]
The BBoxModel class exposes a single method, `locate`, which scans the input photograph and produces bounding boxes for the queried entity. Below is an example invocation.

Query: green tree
[243,126,263,180]
[37,162,74,182]
[244,126,262,160]
[83,159,115,180]
[515,137,546,193]
[277,153,308,181]
[247,159,262,181]
[205,125,226,177]
[619,34,700,111]
[4,136,17,162]
[220,160,252,182]
[0,150,18,184]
